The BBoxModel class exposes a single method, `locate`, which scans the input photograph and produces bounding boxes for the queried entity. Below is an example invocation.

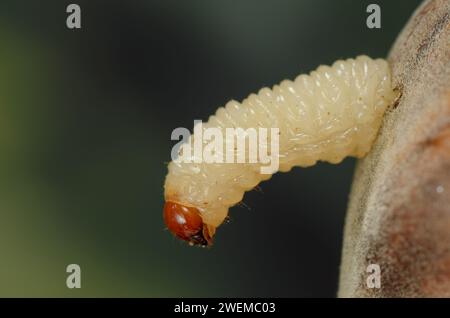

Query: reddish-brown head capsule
[163,201,213,246]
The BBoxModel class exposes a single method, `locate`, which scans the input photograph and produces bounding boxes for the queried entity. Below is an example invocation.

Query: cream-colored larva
[163,55,397,246]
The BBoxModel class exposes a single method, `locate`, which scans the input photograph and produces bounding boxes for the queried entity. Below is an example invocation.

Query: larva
[163,55,397,246]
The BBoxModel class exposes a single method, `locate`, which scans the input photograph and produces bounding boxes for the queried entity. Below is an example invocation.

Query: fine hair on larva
[163,55,397,246]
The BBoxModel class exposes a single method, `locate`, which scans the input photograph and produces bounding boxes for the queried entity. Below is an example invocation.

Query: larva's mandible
[163,55,396,246]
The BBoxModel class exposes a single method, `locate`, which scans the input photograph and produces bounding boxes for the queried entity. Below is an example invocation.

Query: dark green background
[0,0,422,297]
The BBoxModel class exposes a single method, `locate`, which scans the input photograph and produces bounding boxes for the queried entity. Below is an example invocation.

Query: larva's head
[163,201,215,246]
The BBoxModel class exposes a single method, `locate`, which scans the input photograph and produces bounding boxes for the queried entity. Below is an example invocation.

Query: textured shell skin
[339,0,450,297]
[164,56,396,228]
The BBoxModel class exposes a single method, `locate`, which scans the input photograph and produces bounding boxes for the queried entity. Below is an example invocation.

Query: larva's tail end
[163,201,214,247]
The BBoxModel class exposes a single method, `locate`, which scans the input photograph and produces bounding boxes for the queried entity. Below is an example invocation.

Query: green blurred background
[0,0,422,297]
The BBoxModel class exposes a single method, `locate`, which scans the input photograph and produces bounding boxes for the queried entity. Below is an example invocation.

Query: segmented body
[164,55,396,245]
